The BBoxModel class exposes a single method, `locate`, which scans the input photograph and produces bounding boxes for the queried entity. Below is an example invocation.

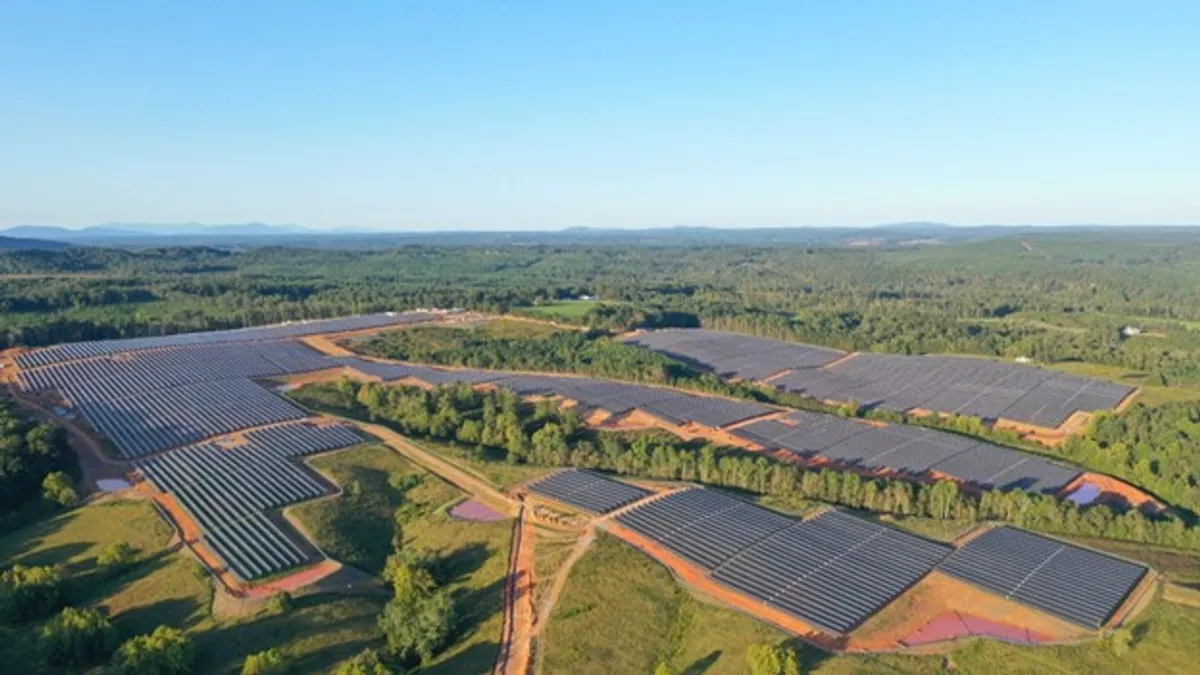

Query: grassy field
[412,436,553,489]
[539,533,786,675]
[520,300,607,320]
[539,531,1200,675]
[294,443,461,573]
[291,442,514,675]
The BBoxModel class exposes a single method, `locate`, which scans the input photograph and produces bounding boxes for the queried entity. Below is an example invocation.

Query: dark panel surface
[938,526,1147,629]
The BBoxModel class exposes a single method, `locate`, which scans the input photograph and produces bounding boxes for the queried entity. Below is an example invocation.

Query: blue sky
[2,1,1197,230]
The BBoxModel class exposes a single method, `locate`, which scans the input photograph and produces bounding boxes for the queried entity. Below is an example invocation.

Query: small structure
[1121,326,1142,337]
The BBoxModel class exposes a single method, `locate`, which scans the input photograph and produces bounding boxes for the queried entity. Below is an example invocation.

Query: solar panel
[137,421,363,580]
[627,330,1134,426]
[616,489,949,634]
[525,469,651,514]
[938,527,1147,629]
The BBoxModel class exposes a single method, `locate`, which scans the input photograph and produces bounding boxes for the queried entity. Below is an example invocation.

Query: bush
[98,541,138,577]
[41,471,78,507]
[0,564,64,622]
[746,643,801,675]
[334,648,394,675]
[241,647,288,675]
[113,625,195,675]
[266,591,292,615]
[39,606,118,665]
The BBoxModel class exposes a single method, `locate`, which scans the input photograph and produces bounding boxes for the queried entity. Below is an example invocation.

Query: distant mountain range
[2,222,1198,250]
[0,234,73,251]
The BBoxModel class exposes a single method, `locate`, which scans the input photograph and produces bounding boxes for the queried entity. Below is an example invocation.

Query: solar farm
[137,421,363,579]
[524,469,652,514]
[626,329,1136,429]
[733,410,1082,494]
[939,527,1148,629]
[3,312,1161,654]
[615,488,949,634]
[609,485,1150,639]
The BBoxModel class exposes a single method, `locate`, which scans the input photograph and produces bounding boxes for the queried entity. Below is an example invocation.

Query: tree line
[291,379,1200,551]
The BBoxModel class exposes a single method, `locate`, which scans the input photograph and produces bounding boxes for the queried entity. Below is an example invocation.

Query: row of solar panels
[733,410,1082,494]
[69,379,310,458]
[616,488,945,633]
[608,481,1147,634]
[625,329,845,381]
[625,329,1134,428]
[775,352,1134,429]
[524,469,652,514]
[14,312,435,368]
[137,421,363,580]
[17,340,340,399]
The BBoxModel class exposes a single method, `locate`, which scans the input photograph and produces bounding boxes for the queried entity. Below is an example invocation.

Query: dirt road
[496,506,537,675]
[351,421,515,513]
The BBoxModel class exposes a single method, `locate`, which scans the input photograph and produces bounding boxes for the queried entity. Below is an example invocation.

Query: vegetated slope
[295,443,460,574]
[0,497,389,675]
[539,533,789,675]
[291,443,514,675]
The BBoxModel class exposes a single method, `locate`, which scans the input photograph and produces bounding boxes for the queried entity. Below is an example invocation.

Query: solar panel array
[711,510,950,634]
[616,489,949,634]
[778,352,1134,428]
[627,329,1134,427]
[625,329,845,380]
[733,411,1081,494]
[68,379,309,458]
[617,488,795,569]
[15,312,434,367]
[525,469,651,514]
[333,364,776,429]
[137,421,362,580]
[938,527,1147,629]
[18,341,339,398]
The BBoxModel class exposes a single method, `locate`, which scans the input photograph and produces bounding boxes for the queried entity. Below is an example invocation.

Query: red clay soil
[242,560,343,599]
[1060,472,1164,512]
[846,571,1087,652]
[901,611,1053,647]
[495,508,536,675]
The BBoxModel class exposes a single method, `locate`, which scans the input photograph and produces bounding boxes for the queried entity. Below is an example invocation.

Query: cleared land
[290,442,515,675]
[542,532,1200,675]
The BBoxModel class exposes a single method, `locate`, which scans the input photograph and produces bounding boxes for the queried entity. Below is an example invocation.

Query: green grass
[295,443,460,574]
[871,514,977,543]
[540,531,1200,675]
[521,300,608,319]
[539,533,785,675]
[412,436,553,489]
[292,442,514,675]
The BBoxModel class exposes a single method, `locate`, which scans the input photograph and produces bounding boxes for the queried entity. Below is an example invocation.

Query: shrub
[241,647,288,675]
[113,625,194,675]
[0,564,64,622]
[98,541,138,577]
[39,606,118,665]
[41,471,78,507]
[746,643,801,675]
[334,648,394,675]
[266,591,292,615]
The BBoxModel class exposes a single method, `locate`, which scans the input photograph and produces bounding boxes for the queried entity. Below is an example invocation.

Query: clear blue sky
[2,1,1197,230]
